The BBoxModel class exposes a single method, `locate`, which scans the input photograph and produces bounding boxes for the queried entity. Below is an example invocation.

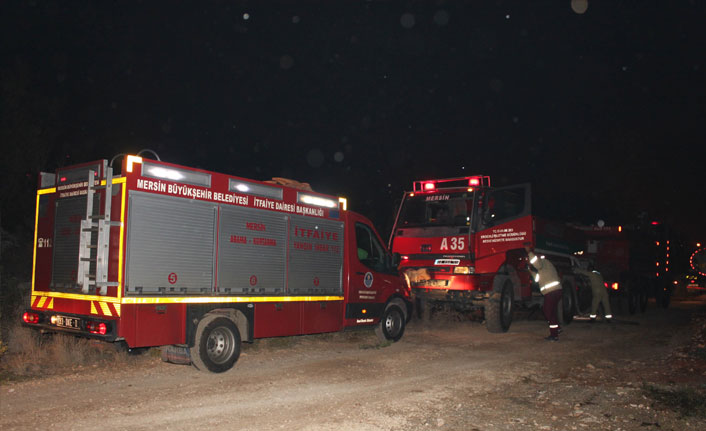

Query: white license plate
[414,279,448,287]
[55,315,81,329]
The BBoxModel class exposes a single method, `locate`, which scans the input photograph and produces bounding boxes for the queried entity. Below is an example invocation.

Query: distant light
[571,0,589,14]
[505,14,510,19]
[651,221,659,225]
[618,226,622,232]
[243,13,250,20]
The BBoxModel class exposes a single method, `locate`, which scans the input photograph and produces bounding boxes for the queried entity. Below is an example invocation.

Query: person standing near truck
[526,246,563,341]
[574,263,613,323]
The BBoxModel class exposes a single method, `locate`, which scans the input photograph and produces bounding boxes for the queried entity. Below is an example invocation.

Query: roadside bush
[643,383,706,417]
[0,313,154,381]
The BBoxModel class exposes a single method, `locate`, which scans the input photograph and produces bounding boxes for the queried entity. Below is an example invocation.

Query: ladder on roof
[77,167,120,295]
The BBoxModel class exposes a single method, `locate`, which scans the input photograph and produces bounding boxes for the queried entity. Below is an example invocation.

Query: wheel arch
[384,294,412,322]
[187,304,253,346]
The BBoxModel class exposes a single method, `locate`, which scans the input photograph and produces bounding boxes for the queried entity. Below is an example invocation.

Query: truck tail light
[86,321,108,335]
[468,178,480,186]
[22,312,40,324]
[423,182,436,191]
[610,282,619,291]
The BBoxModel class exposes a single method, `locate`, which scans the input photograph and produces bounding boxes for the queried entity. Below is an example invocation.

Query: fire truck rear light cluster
[22,312,40,324]
[86,321,108,335]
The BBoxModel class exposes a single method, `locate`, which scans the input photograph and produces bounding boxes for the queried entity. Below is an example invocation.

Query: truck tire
[628,289,638,315]
[375,304,406,342]
[191,316,241,373]
[485,280,514,333]
[639,290,648,313]
[658,286,671,309]
[558,284,575,325]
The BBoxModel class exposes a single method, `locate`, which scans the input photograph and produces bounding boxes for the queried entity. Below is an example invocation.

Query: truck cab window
[355,223,387,272]
[482,188,526,228]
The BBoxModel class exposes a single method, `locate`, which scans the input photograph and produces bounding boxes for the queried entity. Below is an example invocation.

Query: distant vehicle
[685,247,706,294]
[22,154,411,372]
[575,221,679,312]
[388,176,590,333]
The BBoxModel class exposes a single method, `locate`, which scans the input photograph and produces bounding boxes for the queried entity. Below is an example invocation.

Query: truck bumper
[21,308,119,342]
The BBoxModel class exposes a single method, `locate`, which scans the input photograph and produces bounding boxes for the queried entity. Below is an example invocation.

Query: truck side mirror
[391,252,401,269]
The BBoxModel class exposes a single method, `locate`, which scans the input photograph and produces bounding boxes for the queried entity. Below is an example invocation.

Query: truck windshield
[397,192,474,227]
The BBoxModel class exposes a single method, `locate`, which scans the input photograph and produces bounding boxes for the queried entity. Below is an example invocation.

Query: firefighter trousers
[590,286,612,319]
[542,289,563,338]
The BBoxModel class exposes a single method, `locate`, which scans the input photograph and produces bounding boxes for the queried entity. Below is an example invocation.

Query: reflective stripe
[605,314,612,319]
[534,274,540,282]
[549,324,559,328]
[530,256,538,264]
[542,281,559,290]
[589,314,597,318]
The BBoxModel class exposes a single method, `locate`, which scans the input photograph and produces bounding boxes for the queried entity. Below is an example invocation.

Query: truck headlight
[454,266,474,274]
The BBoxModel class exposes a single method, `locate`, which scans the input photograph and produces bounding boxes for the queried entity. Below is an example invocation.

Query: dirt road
[2,296,705,431]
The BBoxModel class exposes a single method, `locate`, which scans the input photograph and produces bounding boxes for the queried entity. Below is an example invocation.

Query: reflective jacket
[528,252,561,294]
[573,267,604,294]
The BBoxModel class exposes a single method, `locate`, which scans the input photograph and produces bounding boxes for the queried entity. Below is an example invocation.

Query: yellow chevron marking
[90,302,98,315]
[47,298,54,309]
[99,302,112,317]
[37,297,47,308]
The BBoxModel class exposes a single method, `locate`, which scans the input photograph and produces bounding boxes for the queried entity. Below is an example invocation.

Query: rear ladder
[77,167,120,294]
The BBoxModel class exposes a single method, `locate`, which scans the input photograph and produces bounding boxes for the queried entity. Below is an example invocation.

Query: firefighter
[574,263,612,322]
[525,246,563,341]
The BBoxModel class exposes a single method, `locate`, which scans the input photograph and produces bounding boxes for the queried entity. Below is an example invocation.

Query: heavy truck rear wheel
[375,304,406,342]
[191,316,241,373]
[485,280,514,333]
[558,284,575,325]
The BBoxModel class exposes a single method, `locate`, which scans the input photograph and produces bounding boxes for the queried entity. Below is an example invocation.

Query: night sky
[1,1,705,253]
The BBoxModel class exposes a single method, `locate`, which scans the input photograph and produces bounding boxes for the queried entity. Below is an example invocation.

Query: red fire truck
[575,221,675,313]
[22,154,411,372]
[388,176,591,332]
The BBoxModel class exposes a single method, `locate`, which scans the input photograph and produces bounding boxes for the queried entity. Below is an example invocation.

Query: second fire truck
[389,176,591,332]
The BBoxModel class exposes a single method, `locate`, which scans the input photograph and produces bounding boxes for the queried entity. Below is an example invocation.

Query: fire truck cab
[23,154,411,372]
[389,176,586,332]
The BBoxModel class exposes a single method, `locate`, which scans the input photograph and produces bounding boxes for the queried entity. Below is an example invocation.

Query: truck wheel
[628,290,638,315]
[375,304,406,342]
[485,280,514,333]
[191,317,241,373]
[558,285,575,325]
[658,287,671,309]
[639,290,648,313]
